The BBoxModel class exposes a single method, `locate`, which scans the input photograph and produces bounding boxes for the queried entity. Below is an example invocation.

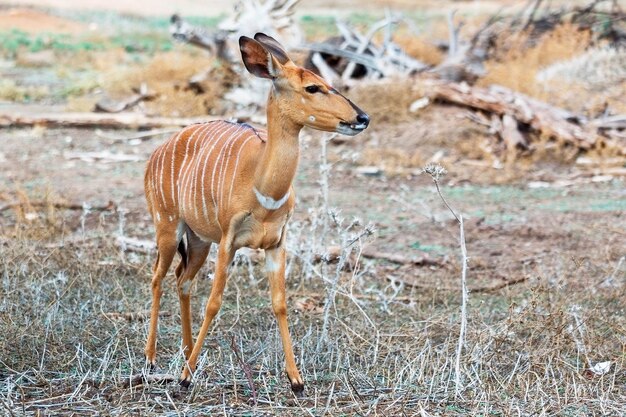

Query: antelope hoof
[179,368,193,388]
[289,375,304,395]
[145,358,157,372]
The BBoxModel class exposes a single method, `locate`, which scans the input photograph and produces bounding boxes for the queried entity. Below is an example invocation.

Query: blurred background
[0,1,624,415]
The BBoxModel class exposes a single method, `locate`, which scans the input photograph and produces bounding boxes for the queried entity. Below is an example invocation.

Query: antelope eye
[305,85,321,94]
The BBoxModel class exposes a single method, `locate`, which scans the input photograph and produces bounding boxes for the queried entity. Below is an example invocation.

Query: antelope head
[239,33,370,136]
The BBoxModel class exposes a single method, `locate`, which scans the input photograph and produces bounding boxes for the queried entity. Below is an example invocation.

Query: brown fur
[143,33,369,392]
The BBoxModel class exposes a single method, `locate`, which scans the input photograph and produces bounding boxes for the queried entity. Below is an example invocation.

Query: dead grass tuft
[0,79,49,102]
[478,24,592,109]
[103,51,237,117]
[394,34,444,66]
[348,78,422,125]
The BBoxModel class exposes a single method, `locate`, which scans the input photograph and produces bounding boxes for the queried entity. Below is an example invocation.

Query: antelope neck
[253,89,302,206]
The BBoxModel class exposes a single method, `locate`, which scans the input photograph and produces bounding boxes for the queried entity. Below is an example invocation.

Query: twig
[230,335,257,405]
[423,164,460,222]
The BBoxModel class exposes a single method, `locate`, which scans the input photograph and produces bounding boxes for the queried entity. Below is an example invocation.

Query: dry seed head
[423,163,448,181]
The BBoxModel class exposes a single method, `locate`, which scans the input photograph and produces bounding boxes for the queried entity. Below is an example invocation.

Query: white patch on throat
[253,187,290,210]
[308,115,316,122]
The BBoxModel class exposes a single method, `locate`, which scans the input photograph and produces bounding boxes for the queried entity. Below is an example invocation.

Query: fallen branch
[0,112,217,129]
[64,151,144,163]
[123,373,176,388]
[384,274,530,293]
[170,14,232,61]
[0,200,116,213]
[421,79,620,151]
[470,276,529,293]
[315,245,443,267]
[103,310,169,322]
[94,83,157,113]
[362,248,442,266]
[116,236,155,254]
[95,128,179,143]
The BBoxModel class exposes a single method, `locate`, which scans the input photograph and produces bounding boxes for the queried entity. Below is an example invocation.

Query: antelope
[143,33,370,392]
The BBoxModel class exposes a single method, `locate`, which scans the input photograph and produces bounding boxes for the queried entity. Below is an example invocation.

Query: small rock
[356,166,383,176]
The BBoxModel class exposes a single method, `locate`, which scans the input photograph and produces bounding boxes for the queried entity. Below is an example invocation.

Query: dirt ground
[1,114,624,415]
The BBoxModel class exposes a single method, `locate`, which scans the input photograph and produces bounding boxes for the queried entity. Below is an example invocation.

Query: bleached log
[423,80,600,149]
[0,112,217,129]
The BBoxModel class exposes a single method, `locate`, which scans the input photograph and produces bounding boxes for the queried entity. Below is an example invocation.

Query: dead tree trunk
[422,79,602,150]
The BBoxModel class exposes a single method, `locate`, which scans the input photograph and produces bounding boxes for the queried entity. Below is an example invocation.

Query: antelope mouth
[336,121,368,136]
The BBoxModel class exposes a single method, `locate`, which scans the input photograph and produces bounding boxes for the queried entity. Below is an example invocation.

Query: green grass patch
[0,29,174,56]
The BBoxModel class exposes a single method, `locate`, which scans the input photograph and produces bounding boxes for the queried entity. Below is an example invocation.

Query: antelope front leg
[266,246,304,393]
[180,242,235,386]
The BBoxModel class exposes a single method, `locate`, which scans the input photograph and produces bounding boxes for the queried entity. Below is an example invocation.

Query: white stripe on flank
[151,146,162,208]
[185,122,212,216]
[228,133,254,208]
[158,138,168,208]
[201,123,233,219]
[253,187,291,210]
[169,126,191,206]
[191,123,228,219]
[177,124,198,209]
[210,129,232,211]
[200,123,238,221]
[179,123,215,215]
[218,129,243,212]
[211,125,243,221]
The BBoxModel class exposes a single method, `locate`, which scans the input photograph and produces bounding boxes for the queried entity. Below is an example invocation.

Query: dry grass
[1,176,624,415]
[0,79,49,102]
[478,24,593,111]
[348,78,422,125]
[102,51,236,117]
[394,34,444,66]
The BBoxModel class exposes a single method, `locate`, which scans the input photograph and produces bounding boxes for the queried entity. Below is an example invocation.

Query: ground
[0,2,625,416]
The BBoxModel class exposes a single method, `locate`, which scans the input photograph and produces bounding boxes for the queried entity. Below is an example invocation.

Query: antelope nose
[356,113,370,126]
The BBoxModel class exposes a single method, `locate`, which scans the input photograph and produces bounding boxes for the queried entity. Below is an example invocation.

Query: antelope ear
[239,36,280,79]
[253,33,290,65]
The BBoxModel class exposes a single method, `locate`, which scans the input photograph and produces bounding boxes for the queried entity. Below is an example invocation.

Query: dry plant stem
[230,335,258,405]
[432,179,460,223]
[455,215,468,396]
[318,134,334,349]
[428,171,468,395]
